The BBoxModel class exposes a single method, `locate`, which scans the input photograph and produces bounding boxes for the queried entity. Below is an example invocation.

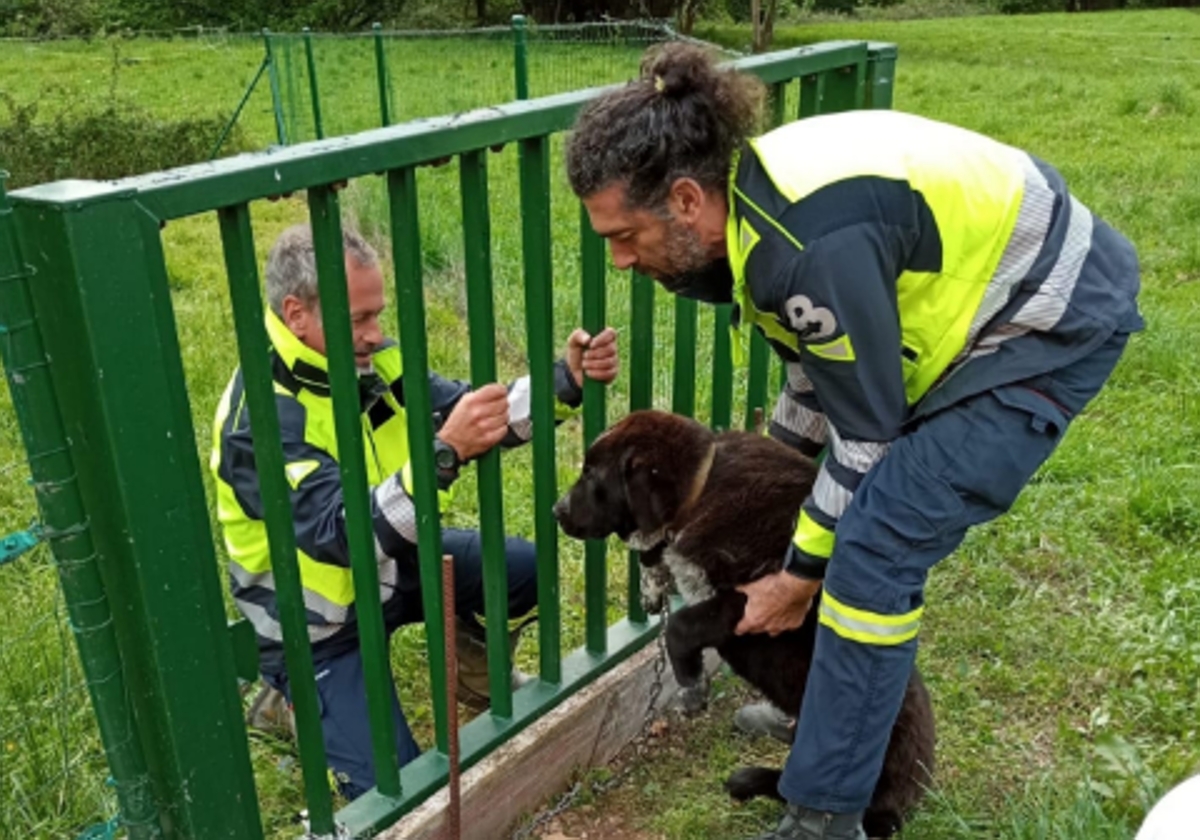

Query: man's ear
[622,450,676,537]
[667,177,706,225]
[281,294,314,339]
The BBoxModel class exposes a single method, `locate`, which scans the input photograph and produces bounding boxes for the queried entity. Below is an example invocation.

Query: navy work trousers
[779,331,1131,812]
[265,528,539,800]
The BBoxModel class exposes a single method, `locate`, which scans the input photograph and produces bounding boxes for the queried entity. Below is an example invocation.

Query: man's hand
[735,571,822,637]
[437,383,509,461]
[566,327,619,387]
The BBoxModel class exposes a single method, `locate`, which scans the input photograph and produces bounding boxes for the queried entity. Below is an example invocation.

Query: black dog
[553,410,935,838]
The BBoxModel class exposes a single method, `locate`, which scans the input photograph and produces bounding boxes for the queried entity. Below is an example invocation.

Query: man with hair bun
[567,43,1142,840]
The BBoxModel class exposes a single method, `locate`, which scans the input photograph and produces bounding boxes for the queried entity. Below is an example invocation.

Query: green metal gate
[0,41,896,840]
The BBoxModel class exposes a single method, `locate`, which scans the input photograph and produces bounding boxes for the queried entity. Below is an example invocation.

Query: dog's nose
[552,497,569,522]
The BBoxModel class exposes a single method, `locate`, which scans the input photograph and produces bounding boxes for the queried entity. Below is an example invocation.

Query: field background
[1,7,1198,839]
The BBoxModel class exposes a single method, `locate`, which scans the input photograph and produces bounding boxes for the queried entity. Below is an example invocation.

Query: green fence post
[216,203,335,833]
[626,271,655,623]
[745,329,770,431]
[710,305,733,431]
[581,214,609,653]
[303,27,325,140]
[387,165,451,754]
[0,179,163,838]
[866,43,898,109]
[520,138,562,683]
[512,14,529,101]
[460,150,514,718]
[307,184,403,797]
[374,22,392,127]
[771,81,787,128]
[262,28,288,146]
[672,297,697,418]
[9,182,262,839]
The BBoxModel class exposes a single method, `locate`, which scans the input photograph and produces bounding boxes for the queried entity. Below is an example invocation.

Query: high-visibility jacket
[210,311,582,670]
[726,110,1142,578]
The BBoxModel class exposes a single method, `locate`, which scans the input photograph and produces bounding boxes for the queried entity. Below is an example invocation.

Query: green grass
[3,7,1200,840]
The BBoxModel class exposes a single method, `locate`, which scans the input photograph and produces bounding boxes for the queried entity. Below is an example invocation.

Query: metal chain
[510,600,672,840]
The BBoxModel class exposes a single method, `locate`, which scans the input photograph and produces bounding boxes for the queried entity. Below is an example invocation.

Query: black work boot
[749,805,867,840]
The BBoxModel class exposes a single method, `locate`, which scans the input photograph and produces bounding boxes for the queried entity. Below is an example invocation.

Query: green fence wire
[266,20,737,145]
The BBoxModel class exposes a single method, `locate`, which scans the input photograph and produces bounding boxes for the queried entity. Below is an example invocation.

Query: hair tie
[654,75,665,93]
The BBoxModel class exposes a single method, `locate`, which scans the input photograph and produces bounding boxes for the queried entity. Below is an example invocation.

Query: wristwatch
[433,438,461,489]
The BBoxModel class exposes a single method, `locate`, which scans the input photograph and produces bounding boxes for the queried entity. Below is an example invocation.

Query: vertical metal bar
[262,29,288,145]
[307,184,401,795]
[710,304,733,431]
[771,81,787,128]
[460,150,513,718]
[12,184,262,838]
[799,71,823,120]
[302,27,324,140]
[672,296,697,418]
[628,272,655,412]
[519,137,561,683]
[442,556,462,840]
[374,22,392,127]
[866,43,898,109]
[387,166,451,753]
[745,329,770,432]
[216,203,333,833]
[0,179,163,839]
[626,270,655,624]
[580,210,609,652]
[512,14,529,101]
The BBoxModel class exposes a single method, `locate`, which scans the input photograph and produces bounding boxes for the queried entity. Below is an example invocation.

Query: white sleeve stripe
[828,425,890,474]
[812,466,854,521]
[373,474,418,546]
[772,390,827,446]
[786,362,815,394]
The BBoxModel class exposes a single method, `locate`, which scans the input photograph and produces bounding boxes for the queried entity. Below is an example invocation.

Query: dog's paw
[725,766,785,803]
[676,680,709,715]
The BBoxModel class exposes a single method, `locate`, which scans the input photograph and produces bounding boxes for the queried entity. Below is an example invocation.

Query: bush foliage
[0,93,245,189]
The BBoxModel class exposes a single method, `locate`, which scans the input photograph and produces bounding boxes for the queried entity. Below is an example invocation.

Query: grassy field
[2,7,1199,840]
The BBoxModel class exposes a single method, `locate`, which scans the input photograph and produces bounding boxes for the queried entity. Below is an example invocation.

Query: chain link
[510,600,672,840]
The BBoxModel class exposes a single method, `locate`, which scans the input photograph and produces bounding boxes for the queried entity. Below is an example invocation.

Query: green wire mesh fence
[264,19,737,145]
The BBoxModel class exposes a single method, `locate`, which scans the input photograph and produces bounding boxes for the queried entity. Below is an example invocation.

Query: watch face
[436,445,457,469]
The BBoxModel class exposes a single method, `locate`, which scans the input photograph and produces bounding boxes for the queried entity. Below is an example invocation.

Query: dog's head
[553,410,716,546]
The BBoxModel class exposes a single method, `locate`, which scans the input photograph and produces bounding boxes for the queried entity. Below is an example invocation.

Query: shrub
[0,92,248,189]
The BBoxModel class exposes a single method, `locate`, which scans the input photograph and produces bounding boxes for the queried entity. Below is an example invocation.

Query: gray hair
[265,223,380,318]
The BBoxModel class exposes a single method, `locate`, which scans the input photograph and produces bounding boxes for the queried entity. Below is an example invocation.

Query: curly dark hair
[566,42,765,212]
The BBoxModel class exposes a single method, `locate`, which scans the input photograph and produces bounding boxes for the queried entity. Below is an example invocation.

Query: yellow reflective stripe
[793,510,835,559]
[285,459,320,490]
[806,334,856,363]
[819,591,923,646]
[298,548,356,608]
[732,186,804,253]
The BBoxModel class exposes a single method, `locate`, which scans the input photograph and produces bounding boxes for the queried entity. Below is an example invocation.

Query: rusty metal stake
[442,554,462,840]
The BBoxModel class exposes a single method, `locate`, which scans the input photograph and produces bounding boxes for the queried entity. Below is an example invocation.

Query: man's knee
[503,536,539,620]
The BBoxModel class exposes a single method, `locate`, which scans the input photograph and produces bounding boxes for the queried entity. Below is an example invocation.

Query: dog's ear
[622,450,678,537]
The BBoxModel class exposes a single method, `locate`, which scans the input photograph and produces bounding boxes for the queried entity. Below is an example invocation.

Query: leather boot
[454,617,532,712]
[749,805,867,840]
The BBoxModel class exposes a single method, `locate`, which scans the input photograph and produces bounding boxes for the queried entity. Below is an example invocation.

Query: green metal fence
[0,40,896,840]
